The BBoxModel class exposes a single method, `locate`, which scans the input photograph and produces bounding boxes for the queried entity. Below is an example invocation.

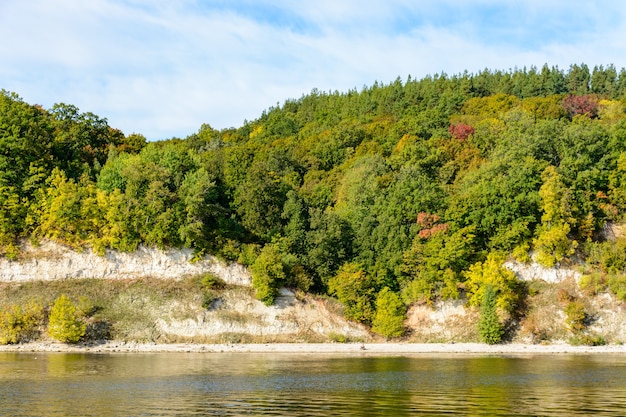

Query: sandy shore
[1,342,626,354]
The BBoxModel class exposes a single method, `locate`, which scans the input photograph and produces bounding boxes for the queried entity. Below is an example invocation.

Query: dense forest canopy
[3,63,626,336]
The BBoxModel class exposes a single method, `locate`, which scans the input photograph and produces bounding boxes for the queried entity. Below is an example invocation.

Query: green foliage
[569,333,607,346]
[465,252,520,314]
[0,302,44,344]
[533,223,578,267]
[477,285,504,345]
[608,274,626,302]
[579,272,607,296]
[371,287,406,338]
[401,226,476,304]
[586,237,626,274]
[328,262,376,324]
[200,273,226,290]
[250,244,286,305]
[2,65,626,337]
[564,299,587,332]
[532,165,579,266]
[48,294,86,343]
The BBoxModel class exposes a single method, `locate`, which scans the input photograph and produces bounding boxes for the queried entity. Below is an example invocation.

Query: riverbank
[2,341,626,354]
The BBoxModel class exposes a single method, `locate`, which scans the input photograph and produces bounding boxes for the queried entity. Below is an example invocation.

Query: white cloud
[1,0,626,140]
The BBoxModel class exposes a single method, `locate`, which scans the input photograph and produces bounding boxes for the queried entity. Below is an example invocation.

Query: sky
[2,0,626,140]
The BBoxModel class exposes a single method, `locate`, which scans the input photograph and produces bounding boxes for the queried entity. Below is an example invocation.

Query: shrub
[48,294,86,343]
[478,285,504,345]
[449,123,475,141]
[579,273,607,296]
[562,94,598,118]
[608,274,626,302]
[200,273,226,290]
[201,290,218,310]
[564,299,587,332]
[569,333,607,346]
[328,332,347,343]
[0,302,44,344]
[371,287,406,338]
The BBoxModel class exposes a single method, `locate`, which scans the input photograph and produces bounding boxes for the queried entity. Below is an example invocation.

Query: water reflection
[1,352,626,416]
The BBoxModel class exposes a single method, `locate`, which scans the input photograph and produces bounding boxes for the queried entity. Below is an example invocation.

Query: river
[1,352,626,416]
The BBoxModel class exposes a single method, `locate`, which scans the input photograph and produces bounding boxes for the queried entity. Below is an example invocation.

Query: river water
[1,352,626,416]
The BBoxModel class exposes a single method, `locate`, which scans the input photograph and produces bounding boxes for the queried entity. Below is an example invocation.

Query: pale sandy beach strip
[1,342,626,354]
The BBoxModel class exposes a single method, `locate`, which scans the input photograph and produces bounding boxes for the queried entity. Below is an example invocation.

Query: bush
[201,290,218,309]
[478,285,504,345]
[608,274,626,302]
[579,273,607,296]
[564,299,587,332]
[371,287,406,338]
[0,302,44,344]
[569,333,607,346]
[465,252,520,314]
[200,273,226,290]
[48,294,86,343]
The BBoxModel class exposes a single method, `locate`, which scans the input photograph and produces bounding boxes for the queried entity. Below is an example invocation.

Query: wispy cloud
[1,0,625,139]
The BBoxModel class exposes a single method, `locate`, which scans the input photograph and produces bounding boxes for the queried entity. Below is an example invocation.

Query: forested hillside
[2,64,626,340]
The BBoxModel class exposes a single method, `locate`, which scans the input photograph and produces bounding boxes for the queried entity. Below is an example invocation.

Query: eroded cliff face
[0,241,371,342]
[504,260,582,283]
[157,288,371,342]
[0,241,251,286]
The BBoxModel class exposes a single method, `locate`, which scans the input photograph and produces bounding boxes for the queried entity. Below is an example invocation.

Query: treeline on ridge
[2,63,626,339]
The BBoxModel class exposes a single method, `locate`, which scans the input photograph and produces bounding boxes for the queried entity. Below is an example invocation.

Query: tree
[533,166,578,266]
[449,123,475,141]
[28,168,99,248]
[478,285,504,344]
[48,294,86,343]
[464,252,520,314]
[562,95,599,119]
[371,287,405,338]
[327,262,376,324]
[250,244,286,305]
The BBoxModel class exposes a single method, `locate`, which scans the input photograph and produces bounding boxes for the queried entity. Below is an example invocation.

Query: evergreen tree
[478,285,504,345]
[48,294,86,343]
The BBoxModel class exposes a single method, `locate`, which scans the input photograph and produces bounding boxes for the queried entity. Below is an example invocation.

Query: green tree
[250,244,286,305]
[401,226,476,303]
[327,262,376,324]
[371,287,406,338]
[478,285,504,344]
[48,294,86,343]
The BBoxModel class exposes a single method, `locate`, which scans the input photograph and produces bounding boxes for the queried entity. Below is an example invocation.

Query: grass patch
[0,276,210,343]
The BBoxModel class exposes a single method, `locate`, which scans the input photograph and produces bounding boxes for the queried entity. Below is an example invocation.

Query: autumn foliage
[561,94,599,118]
[448,123,475,141]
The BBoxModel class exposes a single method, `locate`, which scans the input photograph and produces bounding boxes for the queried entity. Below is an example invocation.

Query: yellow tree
[533,166,578,267]
[465,252,520,315]
[48,294,86,343]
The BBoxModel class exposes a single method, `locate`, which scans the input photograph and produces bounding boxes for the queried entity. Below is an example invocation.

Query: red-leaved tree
[561,94,598,118]
[417,212,449,239]
[449,123,474,141]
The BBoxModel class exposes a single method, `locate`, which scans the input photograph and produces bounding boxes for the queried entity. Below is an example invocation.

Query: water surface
[1,352,626,416]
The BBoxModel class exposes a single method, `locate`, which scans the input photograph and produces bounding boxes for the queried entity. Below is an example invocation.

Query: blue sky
[1,0,625,140]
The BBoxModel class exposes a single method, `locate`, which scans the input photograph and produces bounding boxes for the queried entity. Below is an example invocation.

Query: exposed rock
[504,260,581,283]
[157,287,370,341]
[0,241,251,286]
